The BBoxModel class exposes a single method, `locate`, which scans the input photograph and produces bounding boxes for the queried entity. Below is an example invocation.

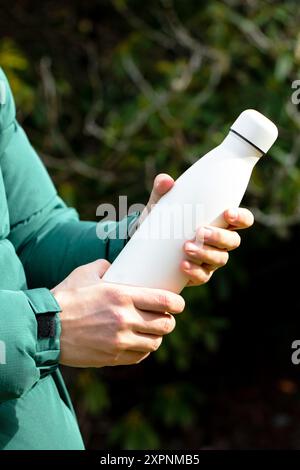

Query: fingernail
[203,227,213,240]
[227,208,238,221]
[195,227,205,245]
[195,227,212,245]
[185,242,198,252]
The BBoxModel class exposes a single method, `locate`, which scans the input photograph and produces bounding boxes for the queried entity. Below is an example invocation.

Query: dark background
[1,0,300,449]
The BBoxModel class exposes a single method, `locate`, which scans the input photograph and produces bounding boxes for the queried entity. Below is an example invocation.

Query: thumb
[138,174,175,226]
[52,259,112,291]
[147,173,174,207]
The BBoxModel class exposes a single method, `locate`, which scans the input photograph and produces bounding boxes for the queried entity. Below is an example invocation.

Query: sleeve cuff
[24,288,62,377]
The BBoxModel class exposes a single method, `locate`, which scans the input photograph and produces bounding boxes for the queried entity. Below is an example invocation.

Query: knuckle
[109,287,131,306]
[110,335,121,353]
[112,310,127,331]
[107,287,122,304]
[111,332,126,353]
[116,292,131,306]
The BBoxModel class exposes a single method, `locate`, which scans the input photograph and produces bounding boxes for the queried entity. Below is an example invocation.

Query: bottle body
[103,132,262,293]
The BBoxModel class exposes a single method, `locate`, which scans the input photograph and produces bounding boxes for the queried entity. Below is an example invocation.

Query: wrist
[24,288,62,376]
[50,288,69,323]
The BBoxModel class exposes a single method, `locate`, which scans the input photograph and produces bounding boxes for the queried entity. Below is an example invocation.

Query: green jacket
[0,69,137,450]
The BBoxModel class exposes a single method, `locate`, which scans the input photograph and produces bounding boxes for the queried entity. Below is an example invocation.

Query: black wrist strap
[36,312,57,338]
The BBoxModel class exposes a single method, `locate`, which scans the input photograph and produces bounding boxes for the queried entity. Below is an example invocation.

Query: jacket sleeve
[0,68,138,289]
[0,287,61,402]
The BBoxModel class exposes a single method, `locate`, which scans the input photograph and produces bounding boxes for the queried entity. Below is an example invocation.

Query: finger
[184,242,229,268]
[147,173,174,207]
[127,332,163,353]
[130,286,185,314]
[223,208,254,230]
[180,260,213,286]
[133,309,176,336]
[195,226,241,251]
[119,332,163,354]
[111,350,151,366]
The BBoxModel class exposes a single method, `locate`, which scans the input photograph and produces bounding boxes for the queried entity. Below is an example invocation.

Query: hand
[182,208,254,286]
[142,174,254,287]
[51,260,185,368]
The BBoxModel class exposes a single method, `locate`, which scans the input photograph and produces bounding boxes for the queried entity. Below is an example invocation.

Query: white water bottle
[103,109,278,293]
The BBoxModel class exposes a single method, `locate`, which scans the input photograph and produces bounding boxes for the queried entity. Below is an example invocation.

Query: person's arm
[0,68,137,289]
[0,70,67,402]
[0,70,182,394]
[0,269,185,402]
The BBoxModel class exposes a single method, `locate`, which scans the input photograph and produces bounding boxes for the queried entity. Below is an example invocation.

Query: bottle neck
[222,131,264,159]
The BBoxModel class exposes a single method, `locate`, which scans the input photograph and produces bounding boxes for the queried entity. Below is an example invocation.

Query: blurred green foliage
[1,0,300,449]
